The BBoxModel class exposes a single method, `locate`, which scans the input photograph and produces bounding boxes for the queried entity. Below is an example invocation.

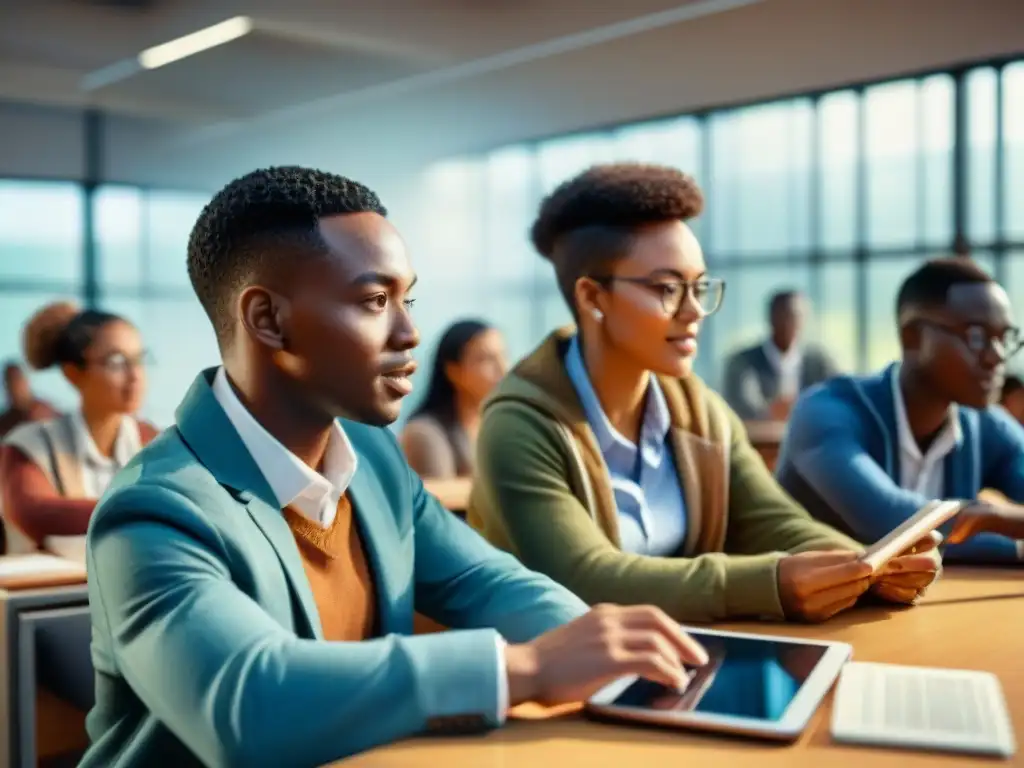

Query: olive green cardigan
[467,329,861,622]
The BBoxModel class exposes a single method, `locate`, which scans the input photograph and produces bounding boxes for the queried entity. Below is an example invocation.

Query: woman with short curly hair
[467,163,940,624]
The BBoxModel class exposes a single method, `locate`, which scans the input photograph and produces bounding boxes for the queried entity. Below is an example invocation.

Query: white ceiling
[0,0,1022,191]
[0,0,724,122]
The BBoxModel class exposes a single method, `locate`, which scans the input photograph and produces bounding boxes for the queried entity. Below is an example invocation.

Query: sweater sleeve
[0,444,95,547]
[982,407,1024,503]
[709,390,864,556]
[786,390,1020,563]
[471,401,788,622]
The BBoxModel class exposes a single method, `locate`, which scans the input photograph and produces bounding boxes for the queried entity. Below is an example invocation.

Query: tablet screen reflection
[613,633,828,721]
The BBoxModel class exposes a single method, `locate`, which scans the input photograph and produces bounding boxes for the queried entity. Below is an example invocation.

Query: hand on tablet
[869,532,941,605]
[777,551,873,622]
[503,604,709,707]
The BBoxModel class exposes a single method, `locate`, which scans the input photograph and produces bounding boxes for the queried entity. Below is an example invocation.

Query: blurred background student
[400,319,507,510]
[723,290,839,422]
[0,361,56,439]
[401,319,508,478]
[0,302,158,553]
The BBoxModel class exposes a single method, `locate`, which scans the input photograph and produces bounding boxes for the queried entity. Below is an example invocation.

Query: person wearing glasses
[776,258,1024,563]
[468,163,940,623]
[723,290,840,421]
[0,301,157,552]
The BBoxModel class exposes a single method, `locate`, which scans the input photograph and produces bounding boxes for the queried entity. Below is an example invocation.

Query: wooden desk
[423,477,472,516]
[341,568,1024,767]
[744,420,787,471]
[0,583,90,767]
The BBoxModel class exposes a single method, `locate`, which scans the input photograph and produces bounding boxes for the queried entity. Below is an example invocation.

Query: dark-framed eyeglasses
[86,350,153,375]
[590,275,726,317]
[920,321,1023,360]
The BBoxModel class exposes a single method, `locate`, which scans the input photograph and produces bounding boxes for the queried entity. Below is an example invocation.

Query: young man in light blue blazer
[81,167,707,768]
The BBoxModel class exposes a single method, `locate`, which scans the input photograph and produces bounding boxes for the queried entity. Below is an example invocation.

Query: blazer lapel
[944,409,979,499]
[240,492,323,640]
[670,429,729,555]
[175,369,323,640]
[752,346,779,401]
[858,364,903,481]
[669,428,703,555]
[345,464,400,636]
[660,375,730,555]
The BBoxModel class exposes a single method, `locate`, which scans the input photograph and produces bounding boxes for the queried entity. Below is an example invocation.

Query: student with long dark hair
[401,319,507,478]
[0,301,157,551]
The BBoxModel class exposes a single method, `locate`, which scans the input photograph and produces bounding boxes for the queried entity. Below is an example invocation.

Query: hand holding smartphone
[859,500,963,572]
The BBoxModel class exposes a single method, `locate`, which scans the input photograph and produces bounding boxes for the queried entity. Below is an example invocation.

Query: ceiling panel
[92,28,438,117]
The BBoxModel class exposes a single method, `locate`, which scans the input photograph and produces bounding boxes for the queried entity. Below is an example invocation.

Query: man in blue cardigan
[776,258,1024,564]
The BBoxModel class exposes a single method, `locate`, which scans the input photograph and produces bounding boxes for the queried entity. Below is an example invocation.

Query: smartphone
[859,500,964,572]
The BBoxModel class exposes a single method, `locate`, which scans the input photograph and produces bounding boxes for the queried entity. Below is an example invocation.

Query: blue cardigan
[776,364,1024,563]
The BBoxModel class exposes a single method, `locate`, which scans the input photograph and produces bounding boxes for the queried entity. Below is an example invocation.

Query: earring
[592,308,603,322]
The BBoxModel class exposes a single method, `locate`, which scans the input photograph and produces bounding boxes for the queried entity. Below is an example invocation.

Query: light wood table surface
[743,420,787,471]
[340,567,1024,767]
[422,477,472,515]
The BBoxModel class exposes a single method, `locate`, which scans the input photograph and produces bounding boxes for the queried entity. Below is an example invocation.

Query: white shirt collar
[211,367,358,528]
[70,411,142,498]
[890,363,961,467]
[70,411,140,470]
[762,340,803,371]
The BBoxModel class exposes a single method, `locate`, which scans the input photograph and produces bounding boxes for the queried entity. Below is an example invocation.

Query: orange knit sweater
[284,494,377,641]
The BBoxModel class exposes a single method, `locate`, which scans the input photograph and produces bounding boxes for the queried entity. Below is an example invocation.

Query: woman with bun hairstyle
[468,163,941,624]
[0,301,158,552]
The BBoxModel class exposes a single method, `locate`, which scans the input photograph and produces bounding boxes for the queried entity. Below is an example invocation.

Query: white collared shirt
[71,411,142,499]
[564,336,686,556]
[44,412,144,559]
[212,367,357,528]
[211,367,510,720]
[763,341,804,399]
[891,365,961,497]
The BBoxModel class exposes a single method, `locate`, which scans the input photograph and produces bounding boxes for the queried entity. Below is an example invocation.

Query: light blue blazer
[82,369,587,767]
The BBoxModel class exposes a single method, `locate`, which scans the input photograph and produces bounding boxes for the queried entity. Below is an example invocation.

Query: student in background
[0,360,56,438]
[468,163,939,625]
[0,302,157,551]
[723,290,839,421]
[401,319,507,478]
[777,258,1024,563]
[999,374,1024,426]
[81,167,708,767]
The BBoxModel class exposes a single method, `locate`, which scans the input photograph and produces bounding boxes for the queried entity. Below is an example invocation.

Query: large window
[1,182,211,423]
[0,181,84,410]
[96,187,212,425]
[4,57,1024,426]
[410,56,1024,388]
[0,181,84,285]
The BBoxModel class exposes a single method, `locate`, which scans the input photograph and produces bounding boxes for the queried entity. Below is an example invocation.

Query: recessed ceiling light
[138,16,253,70]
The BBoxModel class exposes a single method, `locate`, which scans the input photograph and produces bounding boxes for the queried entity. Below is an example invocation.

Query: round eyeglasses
[592,276,726,317]
[85,350,153,375]
[920,321,1023,361]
